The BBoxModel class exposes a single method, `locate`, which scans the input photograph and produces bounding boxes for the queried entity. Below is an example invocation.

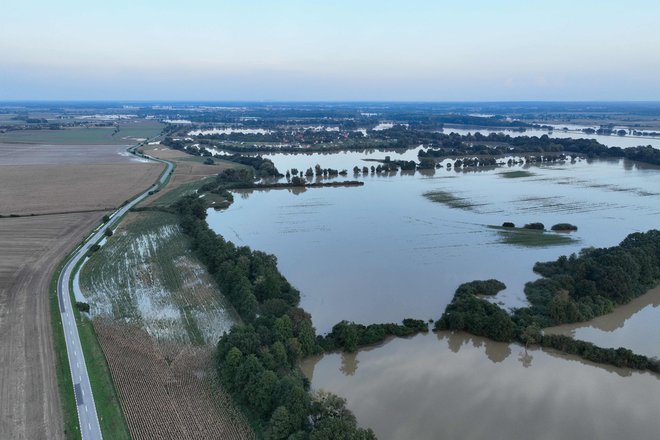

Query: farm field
[0,120,163,145]
[94,319,253,440]
[0,163,162,215]
[80,211,238,344]
[0,212,100,439]
[78,210,251,438]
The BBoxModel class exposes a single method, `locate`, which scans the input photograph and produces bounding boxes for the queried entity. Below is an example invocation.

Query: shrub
[551,223,578,231]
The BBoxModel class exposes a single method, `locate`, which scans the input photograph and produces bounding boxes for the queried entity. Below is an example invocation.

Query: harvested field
[93,319,254,440]
[139,145,236,206]
[0,163,163,216]
[0,212,100,440]
[0,143,150,165]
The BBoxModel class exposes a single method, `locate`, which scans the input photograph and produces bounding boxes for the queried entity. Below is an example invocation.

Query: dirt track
[0,142,164,439]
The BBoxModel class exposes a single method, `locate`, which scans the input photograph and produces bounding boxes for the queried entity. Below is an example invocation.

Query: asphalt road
[56,148,173,440]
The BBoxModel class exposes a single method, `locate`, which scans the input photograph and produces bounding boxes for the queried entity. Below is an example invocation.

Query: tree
[274,315,293,342]
[270,406,295,440]
[104,228,113,237]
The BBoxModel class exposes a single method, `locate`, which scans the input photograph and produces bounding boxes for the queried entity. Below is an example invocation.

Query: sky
[1,0,659,101]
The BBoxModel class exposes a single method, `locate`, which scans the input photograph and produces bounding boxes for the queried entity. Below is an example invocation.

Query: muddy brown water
[301,332,660,440]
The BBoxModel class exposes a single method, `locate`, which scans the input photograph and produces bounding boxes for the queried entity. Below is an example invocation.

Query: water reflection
[301,333,660,440]
[545,286,660,358]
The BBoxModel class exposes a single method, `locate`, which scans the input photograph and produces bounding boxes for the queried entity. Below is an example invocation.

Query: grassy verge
[50,257,82,440]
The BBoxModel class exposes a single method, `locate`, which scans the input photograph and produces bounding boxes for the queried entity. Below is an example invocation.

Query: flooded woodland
[207,130,660,439]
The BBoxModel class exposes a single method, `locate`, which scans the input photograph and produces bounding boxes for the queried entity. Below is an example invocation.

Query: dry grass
[0,163,162,215]
[93,319,254,440]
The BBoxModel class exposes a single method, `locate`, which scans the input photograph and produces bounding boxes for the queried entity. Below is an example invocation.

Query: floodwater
[208,155,660,333]
[205,142,660,439]
[300,332,660,440]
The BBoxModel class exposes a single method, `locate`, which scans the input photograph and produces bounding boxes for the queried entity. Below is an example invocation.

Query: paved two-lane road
[57,149,172,440]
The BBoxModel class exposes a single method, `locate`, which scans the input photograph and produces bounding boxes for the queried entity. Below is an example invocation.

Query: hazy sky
[1,0,659,101]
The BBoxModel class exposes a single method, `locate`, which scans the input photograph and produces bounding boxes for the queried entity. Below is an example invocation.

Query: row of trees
[419,133,660,166]
[319,319,428,353]
[173,196,375,439]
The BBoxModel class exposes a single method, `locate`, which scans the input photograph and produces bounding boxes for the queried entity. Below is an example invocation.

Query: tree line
[173,195,376,439]
[435,231,660,372]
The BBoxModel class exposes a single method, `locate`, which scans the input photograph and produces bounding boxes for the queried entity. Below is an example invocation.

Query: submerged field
[210,154,660,332]
[78,210,251,439]
[80,211,238,344]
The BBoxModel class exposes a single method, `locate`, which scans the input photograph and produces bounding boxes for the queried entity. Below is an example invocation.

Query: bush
[523,222,545,230]
[75,302,90,313]
[551,223,578,231]
[502,222,515,228]
[104,228,113,237]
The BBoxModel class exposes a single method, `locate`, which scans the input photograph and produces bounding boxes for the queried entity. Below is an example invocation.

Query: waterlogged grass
[499,170,535,178]
[424,190,482,210]
[489,225,578,247]
[79,211,238,344]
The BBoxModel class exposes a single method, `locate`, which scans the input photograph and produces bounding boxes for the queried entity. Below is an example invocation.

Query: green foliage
[551,223,578,231]
[103,228,113,237]
[435,286,515,342]
[538,334,660,373]
[518,230,660,325]
[437,231,660,372]
[75,301,90,313]
[320,319,428,352]
[455,279,506,296]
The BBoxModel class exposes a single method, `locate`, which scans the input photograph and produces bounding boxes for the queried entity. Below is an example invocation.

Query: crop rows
[94,318,254,440]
